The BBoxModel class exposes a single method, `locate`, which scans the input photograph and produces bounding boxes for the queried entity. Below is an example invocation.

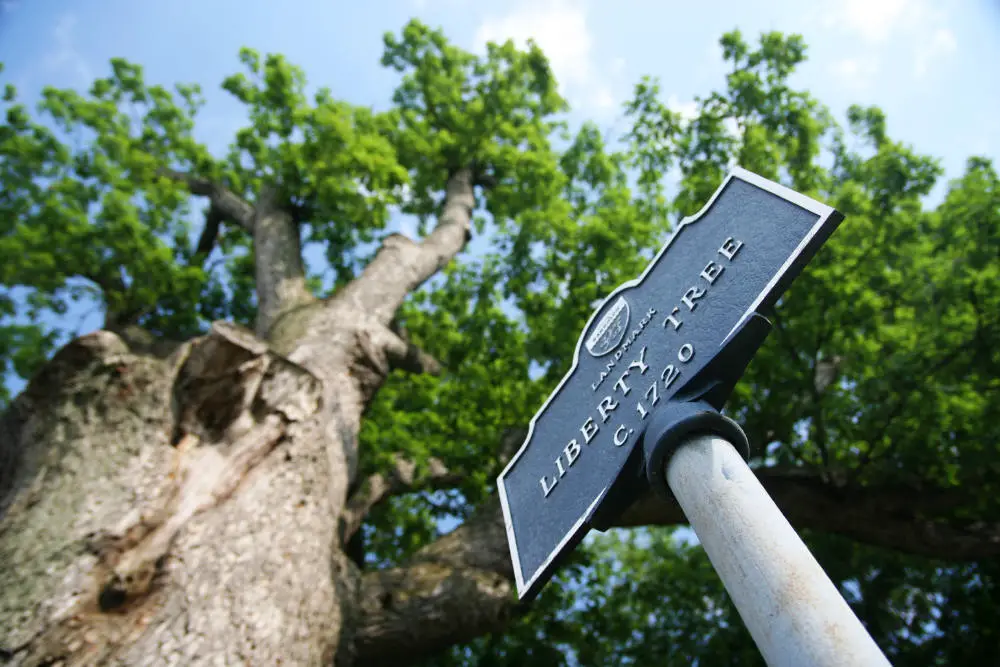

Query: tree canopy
[2,18,999,667]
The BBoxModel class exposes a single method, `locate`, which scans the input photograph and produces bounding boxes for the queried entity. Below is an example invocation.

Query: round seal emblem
[584,296,630,357]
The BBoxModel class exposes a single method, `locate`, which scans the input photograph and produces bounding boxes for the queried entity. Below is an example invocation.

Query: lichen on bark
[0,322,346,664]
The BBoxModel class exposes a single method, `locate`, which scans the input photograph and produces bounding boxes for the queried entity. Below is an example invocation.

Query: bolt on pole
[664,434,892,667]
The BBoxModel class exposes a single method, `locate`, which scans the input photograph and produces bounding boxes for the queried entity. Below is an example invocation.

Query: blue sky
[0,0,998,394]
[2,0,996,170]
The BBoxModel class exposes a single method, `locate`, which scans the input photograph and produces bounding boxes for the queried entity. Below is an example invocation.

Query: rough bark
[0,324,346,665]
[355,505,513,665]
[0,168,476,665]
[341,168,474,324]
[252,186,316,338]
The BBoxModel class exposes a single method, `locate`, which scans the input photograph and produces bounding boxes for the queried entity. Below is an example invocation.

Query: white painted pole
[664,434,891,667]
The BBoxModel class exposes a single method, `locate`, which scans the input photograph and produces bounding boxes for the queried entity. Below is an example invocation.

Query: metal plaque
[497,167,845,600]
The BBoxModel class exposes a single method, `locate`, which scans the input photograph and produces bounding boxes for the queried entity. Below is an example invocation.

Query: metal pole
[664,434,891,667]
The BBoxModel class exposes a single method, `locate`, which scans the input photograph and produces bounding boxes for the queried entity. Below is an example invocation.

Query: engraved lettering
[719,236,744,260]
[645,381,659,407]
[681,286,706,311]
[598,396,618,422]
[662,364,680,389]
[564,440,581,466]
[678,343,695,363]
[614,372,631,396]
[700,261,725,284]
[628,346,649,374]
[543,235,751,500]
[592,305,655,390]
[663,307,683,331]
[591,367,611,391]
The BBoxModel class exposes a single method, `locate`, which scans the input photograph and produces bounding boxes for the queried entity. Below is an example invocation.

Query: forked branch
[159,169,254,230]
[345,167,475,325]
[341,455,461,544]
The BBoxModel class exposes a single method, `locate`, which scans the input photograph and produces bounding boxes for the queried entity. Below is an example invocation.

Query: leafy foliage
[220,47,409,286]
[2,19,999,665]
[384,28,1000,666]
[381,20,566,229]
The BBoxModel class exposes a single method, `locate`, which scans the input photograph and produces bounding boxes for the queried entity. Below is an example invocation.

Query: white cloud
[474,0,620,115]
[819,0,953,48]
[42,13,93,85]
[820,0,926,43]
[913,27,957,78]
[828,57,880,90]
[666,95,698,123]
[410,0,465,9]
[475,0,591,88]
[817,0,957,86]
[594,87,615,112]
[828,0,914,42]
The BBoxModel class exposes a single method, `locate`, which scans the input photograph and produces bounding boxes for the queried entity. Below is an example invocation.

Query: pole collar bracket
[642,400,749,499]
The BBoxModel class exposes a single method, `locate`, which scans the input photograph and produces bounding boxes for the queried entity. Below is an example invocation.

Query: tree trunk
[0,322,352,665]
[0,169,474,666]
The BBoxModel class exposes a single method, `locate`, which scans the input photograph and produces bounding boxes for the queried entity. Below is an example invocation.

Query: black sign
[497,167,844,600]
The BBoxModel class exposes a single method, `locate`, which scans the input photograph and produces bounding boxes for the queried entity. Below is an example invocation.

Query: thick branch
[382,325,443,376]
[160,169,254,230]
[193,204,223,261]
[342,428,524,548]
[355,504,513,665]
[346,167,474,324]
[340,455,459,544]
[164,172,315,340]
[346,322,445,408]
[355,463,1000,665]
[252,186,315,338]
[343,428,524,549]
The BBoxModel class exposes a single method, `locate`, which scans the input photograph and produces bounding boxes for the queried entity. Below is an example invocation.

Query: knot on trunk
[350,319,443,403]
[85,322,324,619]
[172,321,322,444]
